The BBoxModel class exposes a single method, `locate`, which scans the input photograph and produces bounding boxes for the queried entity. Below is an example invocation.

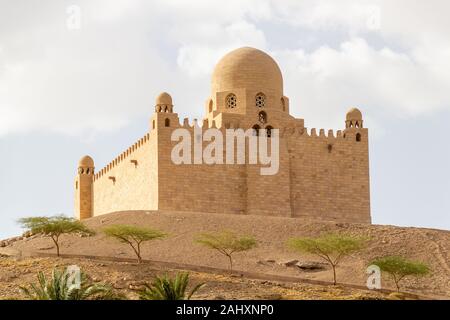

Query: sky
[1,0,449,238]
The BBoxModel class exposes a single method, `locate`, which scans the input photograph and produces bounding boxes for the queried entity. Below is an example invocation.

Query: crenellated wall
[157,120,248,215]
[75,47,371,223]
[91,131,158,216]
[78,111,369,224]
[77,103,370,223]
[150,116,370,223]
[284,127,370,223]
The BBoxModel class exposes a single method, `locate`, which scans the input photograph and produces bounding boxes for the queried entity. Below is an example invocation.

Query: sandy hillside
[6,210,450,298]
[0,257,394,300]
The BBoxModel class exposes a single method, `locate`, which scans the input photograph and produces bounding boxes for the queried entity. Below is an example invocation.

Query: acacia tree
[195,231,257,273]
[18,215,93,256]
[103,225,166,263]
[370,256,430,292]
[288,233,366,285]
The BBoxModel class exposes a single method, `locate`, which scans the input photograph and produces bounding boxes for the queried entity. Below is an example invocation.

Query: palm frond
[21,267,119,300]
[139,273,205,300]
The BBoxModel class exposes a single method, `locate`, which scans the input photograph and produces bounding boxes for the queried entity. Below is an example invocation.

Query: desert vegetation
[103,224,167,263]
[370,256,430,292]
[19,265,204,300]
[195,231,257,272]
[288,233,367,285]
[20,267,118,300]
[139,273,205,300]
[18,215,93,256]
[6,213,443,298]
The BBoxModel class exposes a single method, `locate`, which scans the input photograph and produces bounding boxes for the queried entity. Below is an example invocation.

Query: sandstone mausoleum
[75,47,371,223]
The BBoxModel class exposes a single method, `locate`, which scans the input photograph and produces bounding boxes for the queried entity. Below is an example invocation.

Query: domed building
[204,47,301,134]
[75,47,371,223]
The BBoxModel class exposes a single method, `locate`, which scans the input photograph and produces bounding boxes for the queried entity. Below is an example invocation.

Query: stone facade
[74,47,371,223]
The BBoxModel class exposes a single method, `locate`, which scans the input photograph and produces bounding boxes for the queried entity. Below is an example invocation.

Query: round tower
[74,155,94,220]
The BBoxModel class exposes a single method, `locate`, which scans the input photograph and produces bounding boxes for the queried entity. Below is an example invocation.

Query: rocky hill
[2,210,449,299]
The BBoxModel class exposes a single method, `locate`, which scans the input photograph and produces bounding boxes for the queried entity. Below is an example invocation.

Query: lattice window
[256,93,266,108]
[226,94,237,109]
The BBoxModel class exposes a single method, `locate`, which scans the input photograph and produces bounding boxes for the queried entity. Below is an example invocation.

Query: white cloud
[0,0,450,137]
[177,20,266,77]
[277,1,382,33]
[0,1,171,136]
[87,0,143,22]
[277,36,450,129]
[1,0,450,234]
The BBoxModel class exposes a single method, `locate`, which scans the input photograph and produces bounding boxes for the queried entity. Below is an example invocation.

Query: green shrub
[20,267,119,300]
[139,273,205,300]
[288,233,367,285]
[18,215,94,256]
[103,224,166,263]
[195,231,257,272]
[370,256,430,291]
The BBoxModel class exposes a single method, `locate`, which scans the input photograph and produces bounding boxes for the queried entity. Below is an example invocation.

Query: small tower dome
[156,92,172,105]
[155,92,173,113]
[78,155,94,168]
[78,155,94,175]
[345,107,363,128]
[346,108,362,121]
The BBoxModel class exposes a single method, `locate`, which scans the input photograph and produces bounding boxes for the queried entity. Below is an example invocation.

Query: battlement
[93,132,151,181]
[75,47,370,223]
[93,120,366,183]
[157,116,365,143]
[280,127,365,140]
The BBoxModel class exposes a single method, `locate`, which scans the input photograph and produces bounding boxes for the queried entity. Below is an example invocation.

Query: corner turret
[74,155,94,220]
[150,92,179,130]
[345,107,363,128]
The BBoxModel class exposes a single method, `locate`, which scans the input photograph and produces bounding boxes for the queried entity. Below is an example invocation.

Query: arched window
[255,92,266,108]
[152,120,155,129]
[258,111,267,124]
[252,124,261,136]
[165,118,170,127]
[208,99,213,113]
[281,97,286,111]
[265,126,273,138]
[226,94,237,109]
[356,133,361,142]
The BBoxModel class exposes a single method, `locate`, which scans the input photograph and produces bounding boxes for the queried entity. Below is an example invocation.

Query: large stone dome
[211,47,283,95]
